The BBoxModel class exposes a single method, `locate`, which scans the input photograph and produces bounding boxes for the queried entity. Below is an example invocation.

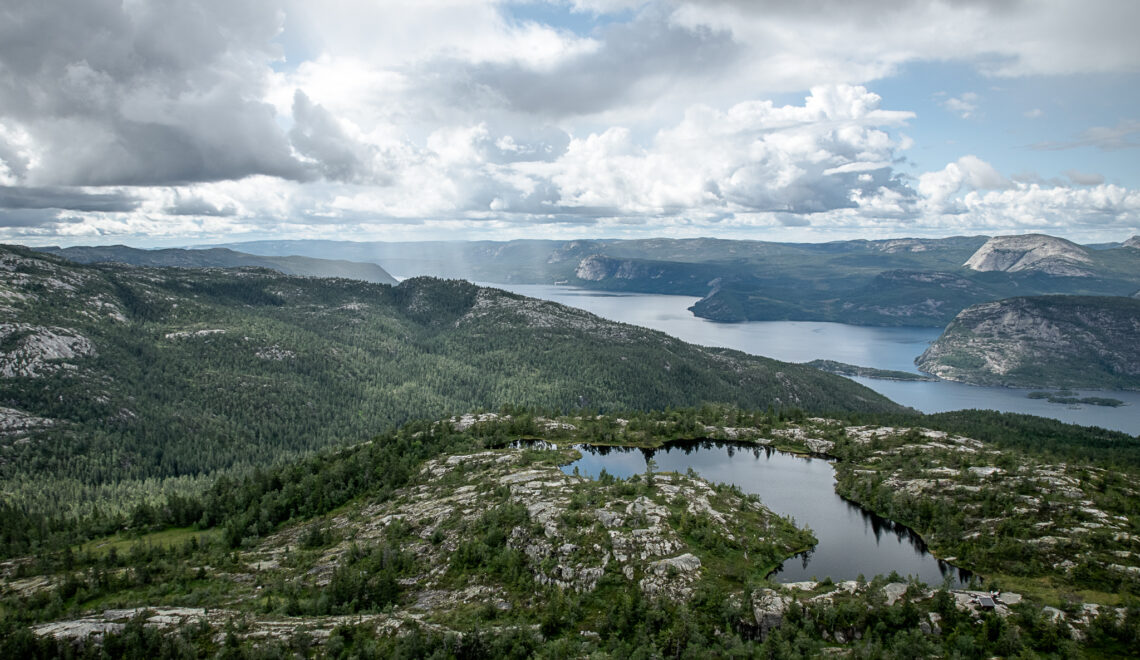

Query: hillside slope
[38,245,398,285]
[0,245,900,518]
[916,295,1140,390]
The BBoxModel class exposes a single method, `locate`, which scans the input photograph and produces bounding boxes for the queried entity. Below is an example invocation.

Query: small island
[1027,390,1126,407]
[806,359,939,382]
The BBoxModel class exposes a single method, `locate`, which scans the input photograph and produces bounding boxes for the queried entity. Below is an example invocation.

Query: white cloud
[918,155,1010,212]
[939,183,1140,233]
[941,92,979,119]
[540,85,915,216]
[1,1,1138,245]
[670,0,1140,81]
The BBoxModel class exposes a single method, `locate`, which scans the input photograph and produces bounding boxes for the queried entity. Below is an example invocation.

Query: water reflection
[563,440,972,587]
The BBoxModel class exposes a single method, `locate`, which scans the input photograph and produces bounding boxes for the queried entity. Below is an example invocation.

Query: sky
[1,0,1138,247]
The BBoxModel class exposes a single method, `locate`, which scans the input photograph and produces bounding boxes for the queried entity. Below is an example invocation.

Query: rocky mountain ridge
[963,234,1093,276]
[916,295,1140,390]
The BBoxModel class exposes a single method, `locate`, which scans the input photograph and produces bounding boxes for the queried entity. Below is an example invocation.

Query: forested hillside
[0,245,898,525]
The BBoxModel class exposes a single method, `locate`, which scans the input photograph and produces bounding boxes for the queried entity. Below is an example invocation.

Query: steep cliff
[916,296,1140,390]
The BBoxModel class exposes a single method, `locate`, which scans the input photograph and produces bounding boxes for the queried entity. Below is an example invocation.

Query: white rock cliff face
[0,323,95,378]
[574,255,654,281]
[963,234,1092,276]
[916,296,1140,389]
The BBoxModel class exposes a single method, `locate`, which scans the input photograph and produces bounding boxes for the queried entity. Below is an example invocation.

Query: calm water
[488,284,1140,435]
[564,442,970,586]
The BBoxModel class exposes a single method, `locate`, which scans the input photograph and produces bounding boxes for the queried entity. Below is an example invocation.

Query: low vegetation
[2,408,1138,656]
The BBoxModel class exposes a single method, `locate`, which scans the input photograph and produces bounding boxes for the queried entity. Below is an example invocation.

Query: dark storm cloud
[0,185,140,212]
[0,0,306,186]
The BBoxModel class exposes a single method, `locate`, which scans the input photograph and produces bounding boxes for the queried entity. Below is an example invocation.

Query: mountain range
[209,233,1140,327]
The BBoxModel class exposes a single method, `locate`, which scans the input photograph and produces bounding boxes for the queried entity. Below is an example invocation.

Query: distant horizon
[13,229,1139,251]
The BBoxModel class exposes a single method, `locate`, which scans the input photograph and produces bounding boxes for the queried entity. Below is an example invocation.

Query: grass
[77,526,221,557]
[994,574,1127,608]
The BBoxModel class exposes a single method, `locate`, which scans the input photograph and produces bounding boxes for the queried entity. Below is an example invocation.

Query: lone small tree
[644,455,658,491]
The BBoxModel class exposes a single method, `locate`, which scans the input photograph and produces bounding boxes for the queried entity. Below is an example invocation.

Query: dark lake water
[563,441,970,586]
[488,284,1140,436]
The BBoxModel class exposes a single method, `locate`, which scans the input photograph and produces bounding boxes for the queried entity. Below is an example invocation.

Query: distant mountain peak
[963,234,1092,276]
[1124,235,1140,249]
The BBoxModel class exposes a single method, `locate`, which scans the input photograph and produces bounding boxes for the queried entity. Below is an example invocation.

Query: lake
[563,441,971,586]
[488,284,1140,435]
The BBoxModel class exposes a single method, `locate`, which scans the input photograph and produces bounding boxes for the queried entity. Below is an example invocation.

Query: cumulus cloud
[542,85,915,217]
[425,8,740,118]
[918,155,1011,213]
[0,1,1138,244]
[289,90,377,183]
[165,194,238,217]
[0,0,306,186]
[931,183,1140,233]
